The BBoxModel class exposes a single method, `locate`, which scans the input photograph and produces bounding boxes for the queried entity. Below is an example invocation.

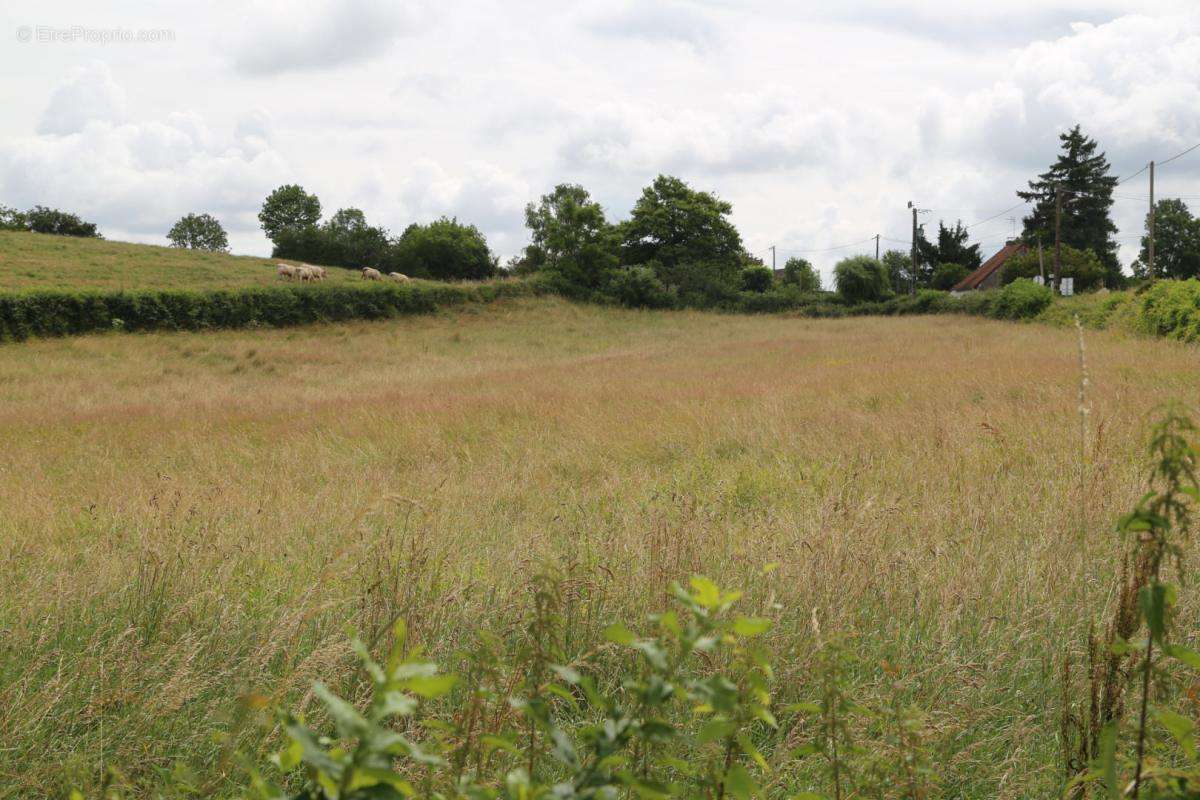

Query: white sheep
[276,264,298,280]
[388,272,411,283]
[302,264,327,280]
[362,267,383,281]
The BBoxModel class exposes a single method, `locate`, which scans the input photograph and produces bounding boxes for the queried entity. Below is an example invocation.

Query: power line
[1157,140,1200,168]
[964,201,1029,230]
[776,236,877,254]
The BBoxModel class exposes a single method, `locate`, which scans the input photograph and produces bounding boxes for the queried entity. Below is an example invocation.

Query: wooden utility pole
[874,234,880,261]
[1053,184,1063,293]
[1149,161,1156,281]
[1037,237,1045,283]
[908,201,918,295]
[770,245,776,271]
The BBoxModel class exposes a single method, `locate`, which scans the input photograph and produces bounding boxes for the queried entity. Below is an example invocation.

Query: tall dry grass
[0,297,1193,797]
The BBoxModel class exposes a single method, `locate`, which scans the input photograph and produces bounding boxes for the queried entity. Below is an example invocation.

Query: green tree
[166,213,229,252]
[1133,198,1200,280]
[931,263,969,290]
[258,184,321,243]
[391,217,496,281]
[1017,125,1120,286]
[0,205,26,231]
[740,265,773,293]
[22,206,101,238]
[880,250,912,292]
[620,175,743,304]
[323,208,390,267]
[834,255,891,303]
[781,257,820,291]
[918,221,981,273]
[523,184,618,296]
[1001,244,1105,291]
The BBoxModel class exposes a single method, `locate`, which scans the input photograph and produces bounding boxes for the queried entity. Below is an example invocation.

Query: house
[951,240,1029,293]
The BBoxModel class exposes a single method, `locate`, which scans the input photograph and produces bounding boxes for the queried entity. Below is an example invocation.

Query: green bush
[390,218,497,281]
[740,265,774,293]
[780,257,820,292]
[605,265,677,309]
[986,278,1053,320]
[0,280,535,342]
[931,263,968,290]
[1137,278,1200,341]
[834,255,891,303]
[888,289,956,315]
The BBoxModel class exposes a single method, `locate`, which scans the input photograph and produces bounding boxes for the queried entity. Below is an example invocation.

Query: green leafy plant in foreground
[1065,408,1200,798]
[245,575,787,799]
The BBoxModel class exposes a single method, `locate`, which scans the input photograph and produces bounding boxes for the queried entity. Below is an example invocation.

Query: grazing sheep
[294,265,315,282]
[387,272,411,283]
[302,263,327,280]
[362,267,383,281]
[276,264,298,281]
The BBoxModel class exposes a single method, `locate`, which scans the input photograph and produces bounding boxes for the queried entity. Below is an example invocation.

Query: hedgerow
[0,280,537,342]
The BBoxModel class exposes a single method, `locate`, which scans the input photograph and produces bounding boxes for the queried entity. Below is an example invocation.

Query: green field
[0,230,361,291]
[2,281,1198,797]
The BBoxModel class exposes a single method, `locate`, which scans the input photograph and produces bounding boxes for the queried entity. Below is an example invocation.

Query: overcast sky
[3,1,1200,282]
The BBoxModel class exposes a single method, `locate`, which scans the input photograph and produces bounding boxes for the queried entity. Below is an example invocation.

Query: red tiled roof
[952,241,1028,291]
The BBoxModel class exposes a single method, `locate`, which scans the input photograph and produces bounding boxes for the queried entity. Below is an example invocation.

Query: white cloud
[232,0,431,75]
[2,70,289,245]
[37,61,127,135]
[2,2,1199,271]
[394,159,532,256]
[584,1,719,49]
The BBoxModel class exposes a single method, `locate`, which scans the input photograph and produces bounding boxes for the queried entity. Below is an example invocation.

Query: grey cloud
[584,1,719,49]
[233,0,430,76]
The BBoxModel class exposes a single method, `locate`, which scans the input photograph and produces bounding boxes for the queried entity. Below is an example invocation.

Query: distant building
[951,240,1029,292]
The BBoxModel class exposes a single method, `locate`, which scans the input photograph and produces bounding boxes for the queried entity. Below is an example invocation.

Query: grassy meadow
[0,230,361,291]
[0,296,1197,797]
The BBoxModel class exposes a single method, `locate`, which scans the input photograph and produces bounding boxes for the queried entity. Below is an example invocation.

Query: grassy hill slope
[0,230,360,291]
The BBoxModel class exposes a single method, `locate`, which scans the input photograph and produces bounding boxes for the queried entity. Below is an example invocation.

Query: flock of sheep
[275,263,411,283]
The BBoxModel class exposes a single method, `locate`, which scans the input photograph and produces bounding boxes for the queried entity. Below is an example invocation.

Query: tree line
[8,123,1200,304]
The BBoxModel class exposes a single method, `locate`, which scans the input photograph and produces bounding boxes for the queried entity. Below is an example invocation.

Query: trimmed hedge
[724,280,1053,321]
[0,280,536,342]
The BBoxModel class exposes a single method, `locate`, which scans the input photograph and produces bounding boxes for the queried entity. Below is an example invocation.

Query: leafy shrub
[834,256,891,303]
[1136,278,1200,342]
[272,212,393,272]
[930,263,968,290]
[0,281,536,341]
[20,206,101,238]
[781,257,820,292]
[0,205,27,231]
[231,570,940,800]
[605,265,676,309]
[889,289,955,315]
[391,218,497,281]
[986,278,1053,319]
[740,265,774,293]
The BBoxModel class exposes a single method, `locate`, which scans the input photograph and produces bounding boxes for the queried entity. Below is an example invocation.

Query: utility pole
[1149,160,1156,281]
[908,201,918,295]
[874,234,880,261]
[1037,237,1045,283]
[770,245,776,272]
[1053,184,1063,294]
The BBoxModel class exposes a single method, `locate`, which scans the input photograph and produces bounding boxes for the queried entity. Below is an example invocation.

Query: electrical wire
[1157,140,1200,168]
